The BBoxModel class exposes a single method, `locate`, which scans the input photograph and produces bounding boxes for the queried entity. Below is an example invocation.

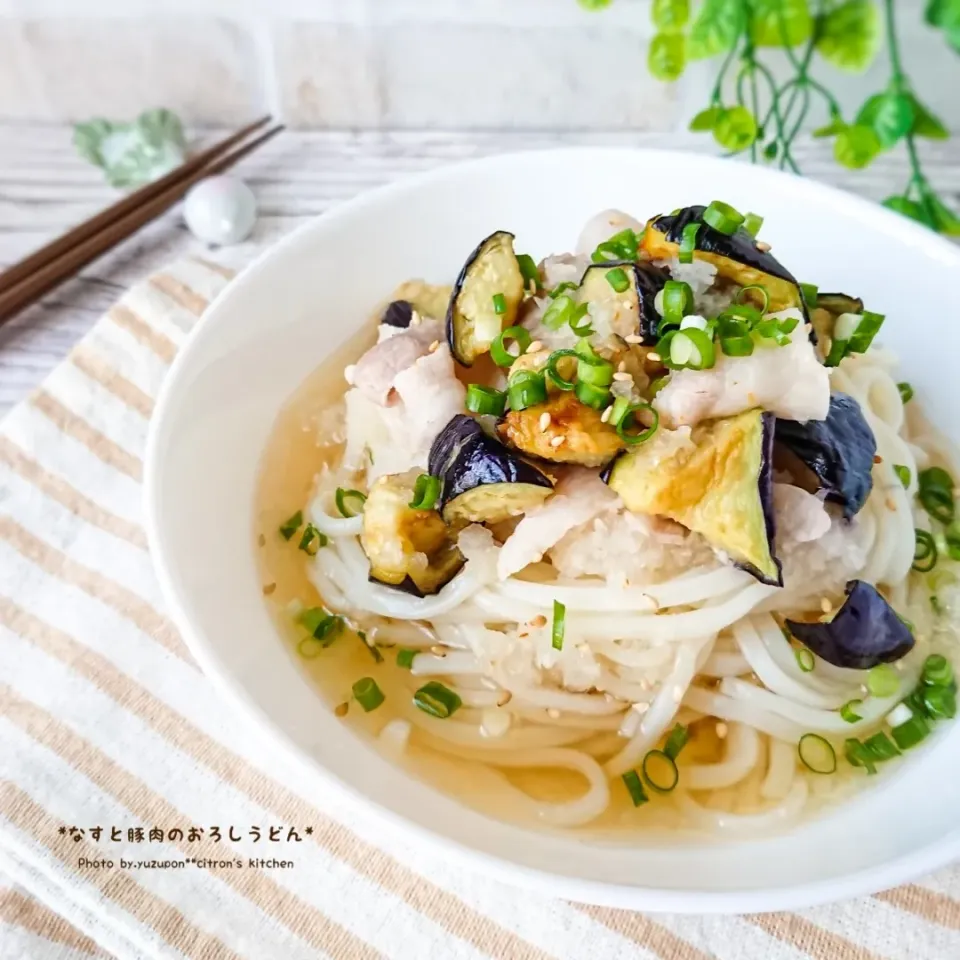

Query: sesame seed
[547,708,561,719]
[715,721,728,738]
[344,364,357,385]
[873,454,883,464]
[757,241,772,252]
[673,685,683,703]
[262,582,277,596]
[613,372,633,382]
[550,435,565,447]
[531,614,548,627]
[518,632,529,639]
[428,340,440,352]
[430,645,447,657]
[335,702,350,717]
[624,334,643,344]
[527,340,543,353]
[498,692,513,706]
[647,352,662,363]
[617,360,627,372]
[886,498,897,511]
[410,312,422,326]
[820,597,833,614]
[538,412,551,431]
[600,405,614,423]
[257,533,266,547]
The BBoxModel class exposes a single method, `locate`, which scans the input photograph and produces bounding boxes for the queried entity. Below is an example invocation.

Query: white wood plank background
[1,124,959,418]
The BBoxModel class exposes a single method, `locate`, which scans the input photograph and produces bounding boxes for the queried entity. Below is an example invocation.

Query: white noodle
[410,652,484,676]
[761,738,797,801]
[683,686,805,742]
[682,723,761,791]
[676,779,809,834]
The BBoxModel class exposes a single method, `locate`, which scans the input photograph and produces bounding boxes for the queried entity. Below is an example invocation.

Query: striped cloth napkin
[1,257,959,960]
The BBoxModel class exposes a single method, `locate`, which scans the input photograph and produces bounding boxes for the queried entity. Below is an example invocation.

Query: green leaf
[687,0,747,60]
[928,194,960,235]
[817,0,881,72]
[135,108,186,152]
[652,0,690,31]
[577,0,615,9]
[856,92,914,148]
[648,32,687,80]
[925,0,960,28]
[713,105,758,151]
[812,117,846,138]
[689,106,723,131]
[749,0,812,46]
[763,140,779,160]
[908,95,949,139]
[882,195,928,224]
[834,124,882,169]
[72,119,114,167]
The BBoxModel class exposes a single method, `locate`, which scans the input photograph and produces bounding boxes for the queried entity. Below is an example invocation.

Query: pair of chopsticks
[0,115,283,325]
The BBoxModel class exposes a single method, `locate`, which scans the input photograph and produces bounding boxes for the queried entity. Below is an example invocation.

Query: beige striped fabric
[1,258,959,960]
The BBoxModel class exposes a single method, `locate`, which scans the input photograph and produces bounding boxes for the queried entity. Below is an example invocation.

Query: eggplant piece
[606,409,782,585]
[381,299,414,328]
[360,471,465,597]
[774,392,876,520]
[497,391,625,468]
[429,415,553,524]
[446,231,525,366]
[641,205,805,315]
[786,580,915,669]
[578,261,668,345]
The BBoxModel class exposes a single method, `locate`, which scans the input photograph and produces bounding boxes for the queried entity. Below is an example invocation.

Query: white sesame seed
[531,614,547,627]
[410,311,422,326]
[600,405,613,423]
[716,722,728,738]
[617,360,627,373]
[344,364,357,385]
[527,340,543,353]
[820,597,833,614]
[673,685,683,703]
[647,352,662,363]
[624,334,643,344]
[613,371,633,382]
[632,701,650,715]
[538,412,551,431]
[757,241,772,253]
[547,708,561,719]
[428,340,440,352]
[550,435,565,447]
[430,645,447,657]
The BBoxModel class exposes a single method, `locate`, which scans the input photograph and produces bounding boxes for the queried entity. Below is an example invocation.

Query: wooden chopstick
[0,118,283,325]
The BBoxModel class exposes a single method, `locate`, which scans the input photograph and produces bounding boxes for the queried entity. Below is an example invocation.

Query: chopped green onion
[920,466,955,492]
[665,328,715,370]
[492,292,507,315]
[413,681,462,719]
[944,524,960,562]
[867,663,899,698]
[661,279,695,324]
[297,637,326,659]
[548,281,578,299]
[592,228,640,263]
[890,714,930,750]
[840,699,863,723]
[703,200,745,235]
[574,378,612,410]
[542,294,579,330]
[507,371,548,411]
[825,310,885,366]
[894,464,911,488]
[799,283,818,308]
[844,737,877,774]
[663,723,690,760]
[490,326,531,367]
[605,267,630,293]
[798,733,837,774]
[552,599,566,650]
[409,474,441,511]
[621,769,649,807]
[862,731,900,762]
[465,383,507,417]
[648,375,669,398]
[568,308,594,337]
[922,653,953,687]
[352,677,385,712]
[918,467,955,525]
[279,510,303,540]
[396,648,417,669]
[795,648,815,672]
[737,284,770,314]
[742,212,763,237]
[359,633,383,663]
[897,381,914,404]
[335,488,367,518]
[923,683,957,720]
[516,253,539,290]
[575,338,601,361]
[720,335,754,357]
[913,529,938,573]
[641,749,679,793]
[546,349,579,391]
[298,523,327,555]
[847,310,885,353]
[613,400,659,445]
[577,353,615,387]
[678,223,700,264]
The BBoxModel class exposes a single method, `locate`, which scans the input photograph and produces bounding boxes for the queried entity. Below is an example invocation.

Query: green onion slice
[546,349,579,391]
[703,200,745,235]
[490,326,531,367]
[663,723,690,760]
[862,731,900,762]
[492,292,507,315]
[335,488,367,518]
[278,510,303,540]
[552,599,566,651]
[298,523,327,555]
[568,306,594,337]
[913,529,937,573]
[798,733,837,774]
[799,283,818,308]
[840,699,863,723]
[574,378,612,411]
[719,333,754,357]
[922,653,953,687]
[352,677,385,713]
[548,281,578,300]
[795,648,815,672]
[844,737,877,774]
[621,769,649,806]
[507,371,548,411]
[413,681,462,719]
[592,228,640,263]
[665,328,715,370]
[648,375,669,398]
[897,381,914,404]
[465,383,507,417]
[923,684,957,720]
[642,749,680,793]
[742,212,763,237]
[542,294,578,330]
[409,474,441,511]
[919,466,955,494]
[737,284,770,314]
[605,267,630,293]
[890,714,930,750]
[577,353,615,387]
[867,663,899,698]
[396,648,417,669]
[678,223,700,264]
[516,253,539,290]
[614,401,659,445]
[661,279,694,324]
[893,464,911,489]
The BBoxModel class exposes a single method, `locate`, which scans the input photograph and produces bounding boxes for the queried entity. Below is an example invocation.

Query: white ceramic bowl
[145,148,960,912]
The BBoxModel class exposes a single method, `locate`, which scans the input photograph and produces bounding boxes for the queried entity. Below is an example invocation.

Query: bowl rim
[144,145,960,913]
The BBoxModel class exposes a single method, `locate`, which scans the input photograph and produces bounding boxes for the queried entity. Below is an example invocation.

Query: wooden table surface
[2,123,959,418]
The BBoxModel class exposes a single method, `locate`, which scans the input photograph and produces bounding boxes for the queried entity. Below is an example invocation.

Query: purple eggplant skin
[381,299,414,328]
[786,580,915,669]
[428,415,552,511]
[737,411,783,587]
[775,392,876,520]
[633,261,671,345]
